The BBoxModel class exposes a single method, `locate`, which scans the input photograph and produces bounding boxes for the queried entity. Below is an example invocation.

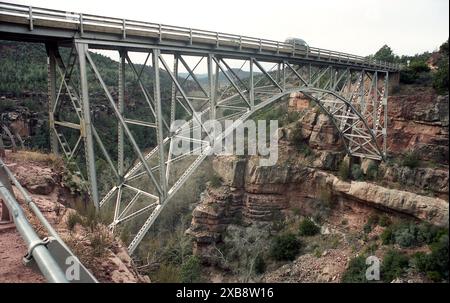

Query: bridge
[0,2,400,255]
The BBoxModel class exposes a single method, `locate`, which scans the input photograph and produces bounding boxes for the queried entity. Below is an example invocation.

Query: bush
[0,99,15,111]
[363,223,373,234]
[395,226,418,247]
[298,218,320,236]
[365,162,379,180]
[254,255,266,274]
[413,234,449,281]
[381,250,410,282]
[154,263,181,283]
[381,226,395,245]
[66,212,83,231]
[379,215,391,227]
[351,164,364,180]
[89,231,110,257]
[341,255,368,283]
[433,60,449,94]
[381,222,448,248]
[270,233,301,261]
[338,161,350,181]
[409,60,430,73]
[401,151,420,169]
[180,255,202,283]
[209,174,222,188]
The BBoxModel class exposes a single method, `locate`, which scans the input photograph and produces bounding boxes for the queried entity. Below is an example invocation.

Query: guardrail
[0,1,401,71]
[0,157,97,283]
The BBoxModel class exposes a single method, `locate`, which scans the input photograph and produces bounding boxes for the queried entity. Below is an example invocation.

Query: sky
[3,0,449,58]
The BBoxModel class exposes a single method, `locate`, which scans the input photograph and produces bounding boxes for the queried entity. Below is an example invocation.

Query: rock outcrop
[387,89,449,164]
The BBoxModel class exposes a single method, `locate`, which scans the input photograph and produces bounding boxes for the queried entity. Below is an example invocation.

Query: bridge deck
[0,1,400,72]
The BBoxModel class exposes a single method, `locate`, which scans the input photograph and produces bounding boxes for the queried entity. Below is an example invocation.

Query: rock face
[387,90,449,164]
[9,163,56,195]
[189,154,449,259]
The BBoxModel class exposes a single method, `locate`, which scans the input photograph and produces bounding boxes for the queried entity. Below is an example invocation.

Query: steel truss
[46,41,389,254]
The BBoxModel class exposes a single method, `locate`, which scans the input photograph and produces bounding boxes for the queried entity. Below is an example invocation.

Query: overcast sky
[4,0,449,56]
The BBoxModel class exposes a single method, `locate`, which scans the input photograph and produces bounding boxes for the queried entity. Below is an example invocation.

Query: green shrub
[381,227,395,245]
[66,211,83,231]
[180,255,202,283]
[365,162,379,180]
[351,164,364,180]
[254,255,266,274]
[298,218,320,236]
[270,233,301,261]
[379,215,391,227]
[433,59,449,94]
[409,60,430,73]
[363,223,373,234]
[89,231,110,257]
[338,161,350,181]
[381,250,410,282]
[341,255,368,283]
[154,263,181,283]
[413,234,449,281]
[395,226,418,247]
[381,222,448,248]
[0,99,15,111]
[210,174,222,188]
[401,151,420,169]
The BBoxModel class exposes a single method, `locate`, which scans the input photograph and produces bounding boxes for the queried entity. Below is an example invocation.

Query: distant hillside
[0,40,175,97]
[179,68,260,87]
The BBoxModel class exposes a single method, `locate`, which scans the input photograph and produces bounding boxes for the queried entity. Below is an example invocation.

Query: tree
[270,233,301,261]
[180,255,201,283]
[373,45,397,62]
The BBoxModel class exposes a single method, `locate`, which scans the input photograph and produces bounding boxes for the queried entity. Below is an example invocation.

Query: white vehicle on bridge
[285,37,309,53]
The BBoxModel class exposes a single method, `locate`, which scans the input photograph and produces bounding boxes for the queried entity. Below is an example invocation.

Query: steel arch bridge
[0,2,399,254]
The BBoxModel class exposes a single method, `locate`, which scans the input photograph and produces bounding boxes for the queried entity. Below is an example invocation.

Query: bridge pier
[76,42,100,210]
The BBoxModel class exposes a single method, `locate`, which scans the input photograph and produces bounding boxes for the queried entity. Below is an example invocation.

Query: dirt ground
[0,205,45,283]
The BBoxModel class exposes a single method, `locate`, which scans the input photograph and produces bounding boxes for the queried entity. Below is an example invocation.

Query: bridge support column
[118,50,126,178]
[153,49,167,198]
[76,43,100,210]
[249,58,254,109]
[45,43,59,155]
[208,54,216,120]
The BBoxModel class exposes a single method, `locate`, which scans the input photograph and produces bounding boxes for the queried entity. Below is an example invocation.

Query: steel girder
[46,42,389,254]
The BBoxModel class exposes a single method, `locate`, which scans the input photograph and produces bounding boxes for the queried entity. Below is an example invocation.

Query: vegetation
[338,161,350,181]
[298,218,320,236]
[381,222,448,248]
[209,174,222,188]
[433,40,449,94]
[341,255,369,283]
[351,164,363,181]
[180,255,202,283]
[66,211,83,231]
[254,254,266,274]
[401,151,420,169]
[365,162,379,180]
[381,250,410,282]
[413,234,449,281]
[270,233,301,261]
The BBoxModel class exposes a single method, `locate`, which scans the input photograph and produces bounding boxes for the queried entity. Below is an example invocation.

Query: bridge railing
[0,1,401,71]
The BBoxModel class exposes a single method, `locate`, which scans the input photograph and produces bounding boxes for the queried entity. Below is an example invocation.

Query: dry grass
[7,150,64,169]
